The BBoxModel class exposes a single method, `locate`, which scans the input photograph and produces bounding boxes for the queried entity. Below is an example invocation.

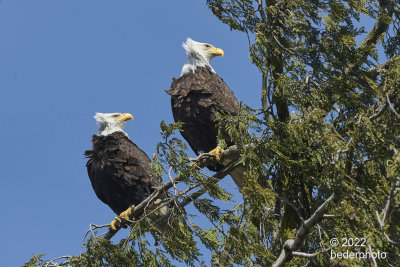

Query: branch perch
[103,144,245,239]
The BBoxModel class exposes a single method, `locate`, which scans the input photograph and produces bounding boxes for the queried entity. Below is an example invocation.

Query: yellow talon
[208,146,224,161]
[120,205,135,220]
[109,205,136,231]
[110,218,118,231]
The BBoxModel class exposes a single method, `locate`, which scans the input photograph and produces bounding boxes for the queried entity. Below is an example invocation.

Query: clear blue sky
[0,1,261,266]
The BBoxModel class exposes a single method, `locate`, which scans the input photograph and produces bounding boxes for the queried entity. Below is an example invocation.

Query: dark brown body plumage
[85,132,161,215]
[166,67,239,171]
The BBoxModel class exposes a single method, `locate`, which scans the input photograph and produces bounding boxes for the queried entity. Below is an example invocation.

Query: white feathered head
[181,38,224,76]
[94,112,133,136]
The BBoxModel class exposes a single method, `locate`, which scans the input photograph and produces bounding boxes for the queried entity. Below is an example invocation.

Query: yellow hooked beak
[119,113,134,122]
[206,47,224,57]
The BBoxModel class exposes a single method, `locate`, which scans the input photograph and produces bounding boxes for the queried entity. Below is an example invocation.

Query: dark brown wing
[166,67,239,167]
[85,132,161,214]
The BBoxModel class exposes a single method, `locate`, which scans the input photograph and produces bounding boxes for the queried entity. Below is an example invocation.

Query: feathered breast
[165,67,239,163]
[85,132,160,214]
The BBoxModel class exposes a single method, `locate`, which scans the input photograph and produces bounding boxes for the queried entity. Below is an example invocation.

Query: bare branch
[368,243,378,267]
[272,193,335,267]
[292,247,330,259]
[375,177,400,246]
[386,93,400,118]
[369,102,388,121]
[43,256,72,267]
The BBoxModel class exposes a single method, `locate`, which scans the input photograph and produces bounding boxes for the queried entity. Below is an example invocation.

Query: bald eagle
[85,113,165,230]
[166,38,244,188]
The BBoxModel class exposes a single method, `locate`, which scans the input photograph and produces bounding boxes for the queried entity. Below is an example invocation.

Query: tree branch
[43,256,72,267]
[359,0,394,50]
[292,247,331,259]
[347,0,395,74]
[368,55,400,77]
[375,177,400,246]
[103,145,245,240]
[257,0,267,23]
[369,102,388,121]
[154,160,240,226]
[272,193,335,267]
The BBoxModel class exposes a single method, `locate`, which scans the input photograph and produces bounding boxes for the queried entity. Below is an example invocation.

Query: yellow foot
[109,205,135,231]
[189,146,224,167]
[120,205,135,220]
[110,218,119,231]
[208,146,224,161]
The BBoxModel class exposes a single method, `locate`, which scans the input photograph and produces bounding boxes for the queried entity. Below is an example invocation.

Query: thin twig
[44,256,72,267]
[386,93,400,118]
[368,243,378,267]
[278,196,305,223]
[80,224,108,257]
[292,247,331,259]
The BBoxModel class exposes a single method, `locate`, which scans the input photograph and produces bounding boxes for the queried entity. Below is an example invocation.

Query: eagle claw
[208,146,224,162]
[109,205,135,231]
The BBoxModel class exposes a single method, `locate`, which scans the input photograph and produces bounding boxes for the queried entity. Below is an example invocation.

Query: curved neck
[180,52,215,77]
[97,125,127,137]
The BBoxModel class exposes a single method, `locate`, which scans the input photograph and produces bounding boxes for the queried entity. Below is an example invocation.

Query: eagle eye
[204,44,211,48]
